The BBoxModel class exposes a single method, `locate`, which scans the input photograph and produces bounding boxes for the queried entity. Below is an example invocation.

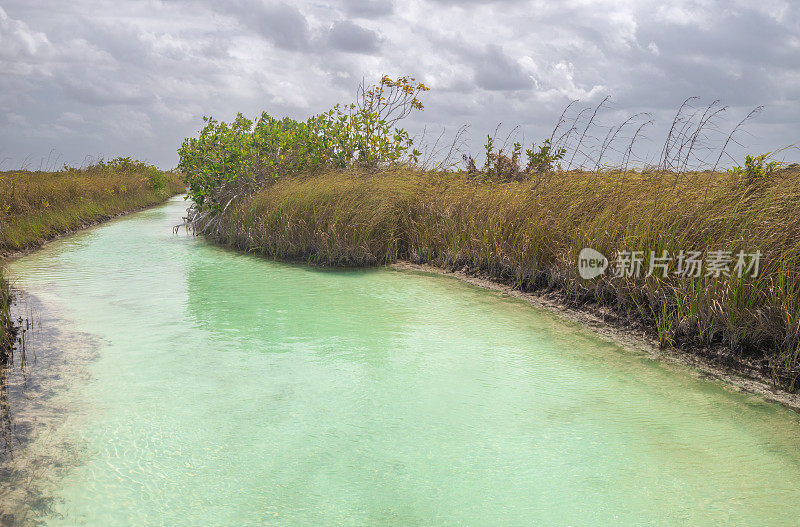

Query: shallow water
[5,196,800,525]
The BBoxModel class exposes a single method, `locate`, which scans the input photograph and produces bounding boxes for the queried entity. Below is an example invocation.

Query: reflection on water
[4,196,800,526]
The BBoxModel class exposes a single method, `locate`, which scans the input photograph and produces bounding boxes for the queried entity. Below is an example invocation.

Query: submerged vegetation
[181,75,800,390]
[0,158,183,357]
[0,272,10,358]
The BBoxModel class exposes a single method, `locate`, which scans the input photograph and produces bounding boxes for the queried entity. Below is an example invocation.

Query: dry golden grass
[212,169,417,265]
[0,165,183,253]
[210,166,800,389]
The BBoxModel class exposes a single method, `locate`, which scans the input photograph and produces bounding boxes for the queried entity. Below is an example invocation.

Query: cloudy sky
[1,0,798,170]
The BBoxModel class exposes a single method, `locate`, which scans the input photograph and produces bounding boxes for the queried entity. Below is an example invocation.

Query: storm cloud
[0,0,798,169]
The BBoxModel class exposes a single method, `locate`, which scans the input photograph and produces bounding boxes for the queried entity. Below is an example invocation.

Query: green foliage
[525,139,566,174]
[147,168,168,191]
[64,157,169,191]
[728,153,780,185]
[177,115,256,209]
[178,75,429,211]
[479,137,566,181]
[95,156,157,174]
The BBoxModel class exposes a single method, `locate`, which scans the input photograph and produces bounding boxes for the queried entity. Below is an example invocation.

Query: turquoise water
[6,196,800,525]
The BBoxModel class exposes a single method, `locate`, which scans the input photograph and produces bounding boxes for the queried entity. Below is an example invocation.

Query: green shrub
[147,167,168,190]
[464,138,566,182]
[178,75,429,212]
[728,153,781,186]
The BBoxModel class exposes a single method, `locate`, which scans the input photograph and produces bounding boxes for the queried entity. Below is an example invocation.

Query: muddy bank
[392,261,800,412]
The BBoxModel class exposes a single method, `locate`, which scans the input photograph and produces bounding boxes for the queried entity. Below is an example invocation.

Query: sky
[1,0,799,170]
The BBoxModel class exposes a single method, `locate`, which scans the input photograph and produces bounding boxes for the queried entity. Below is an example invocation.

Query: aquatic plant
[0,269,11,359]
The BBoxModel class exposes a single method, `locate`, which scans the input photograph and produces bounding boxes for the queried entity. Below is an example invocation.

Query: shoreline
[392,261,800,413]
[0,193,186,263]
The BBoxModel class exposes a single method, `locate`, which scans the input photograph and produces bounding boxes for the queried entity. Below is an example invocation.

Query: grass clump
[212,169,421,266]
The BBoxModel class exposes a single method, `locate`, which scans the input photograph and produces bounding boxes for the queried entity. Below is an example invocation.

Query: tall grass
[0,158,184,356]
[206,166,800,390]
[211,170,417,265]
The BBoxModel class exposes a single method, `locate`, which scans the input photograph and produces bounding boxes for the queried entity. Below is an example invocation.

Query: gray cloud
[327,20,382,54]
[0,8,49,63]
[340,0,394,19]
[0,0,797,169]
[238,1,312,51]
[472,44,533,91]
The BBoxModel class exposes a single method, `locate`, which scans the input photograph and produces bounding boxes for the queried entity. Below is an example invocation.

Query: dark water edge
[0,291,97,525]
